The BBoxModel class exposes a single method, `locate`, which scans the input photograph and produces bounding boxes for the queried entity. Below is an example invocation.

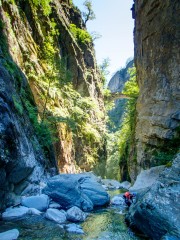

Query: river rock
[28,208,42,215]
[65,223,84,234]
[126,154,180,239]
[21,194,49,211]
[43,175,93,211]
[49,202,61,209]
[111,195,124,205]
[129,165,166,191]
[101,179,122,189]
[119,181,131,189]
[2,206,29,220]
[101,184,108,190]
[78,174,110,207]
[45,208,66,224]
[43,173,110,210]
[0,229,19,240]
[66,206,87,222]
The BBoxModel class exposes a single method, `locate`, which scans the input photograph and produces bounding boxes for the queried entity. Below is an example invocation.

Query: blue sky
[73,0,134,79]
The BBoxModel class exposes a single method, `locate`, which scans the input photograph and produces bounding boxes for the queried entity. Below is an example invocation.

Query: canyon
[0,0,179,239]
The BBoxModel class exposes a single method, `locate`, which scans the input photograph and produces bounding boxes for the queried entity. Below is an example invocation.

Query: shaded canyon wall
[130,0,180,181]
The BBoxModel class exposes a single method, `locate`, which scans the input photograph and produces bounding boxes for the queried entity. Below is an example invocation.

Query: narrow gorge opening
[0,0,179,239]
[73,0,137,182]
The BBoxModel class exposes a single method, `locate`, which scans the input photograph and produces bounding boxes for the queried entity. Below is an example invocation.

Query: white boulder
[21,194,49,211]
[45,208,66,224]
[2,206,29,221]
[66,206,87,222]
[0,229,19,240]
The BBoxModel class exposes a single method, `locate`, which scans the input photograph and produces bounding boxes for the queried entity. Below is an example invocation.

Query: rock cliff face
[108,60,133,94]
[0,0,105,210]
[131,0,180,180]
[126,1,180,239]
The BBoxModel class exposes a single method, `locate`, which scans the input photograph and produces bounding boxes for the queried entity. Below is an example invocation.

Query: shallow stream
[0,190,148,240]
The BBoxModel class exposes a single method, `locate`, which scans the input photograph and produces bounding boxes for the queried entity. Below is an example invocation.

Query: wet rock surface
[126,154,180,240]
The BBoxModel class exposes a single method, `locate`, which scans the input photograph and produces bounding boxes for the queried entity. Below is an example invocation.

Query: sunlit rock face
[0,0,106,210]
[132,0,180,180]
[108,60,133,94]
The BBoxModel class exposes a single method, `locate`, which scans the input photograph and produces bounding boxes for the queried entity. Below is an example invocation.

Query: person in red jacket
[123,192,135,207]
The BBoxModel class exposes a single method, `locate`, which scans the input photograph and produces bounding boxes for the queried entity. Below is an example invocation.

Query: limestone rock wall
[108,60,133,93]
[132,0,180,180]
[0,0,106,210]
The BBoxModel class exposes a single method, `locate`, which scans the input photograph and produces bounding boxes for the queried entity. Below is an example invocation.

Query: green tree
[82,0,96,25]
[122,66,139,98]
[99,58,110,86]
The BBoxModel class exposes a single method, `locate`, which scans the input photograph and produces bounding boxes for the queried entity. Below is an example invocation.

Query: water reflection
[82,208,142,240]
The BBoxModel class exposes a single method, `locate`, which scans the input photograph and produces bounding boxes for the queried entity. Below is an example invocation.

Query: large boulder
[0,229,19,240]
[130,165,166,191]
[43,173,110,211]
[2,206,29,221]
[126,154,180,240]
[21,194,49,211]
[43,176,93,211]
[66,206,87,222]
[45,208,66,224]
[79,176,110,207]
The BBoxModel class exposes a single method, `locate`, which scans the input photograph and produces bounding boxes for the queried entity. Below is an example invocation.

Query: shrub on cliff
[70,24,92,44]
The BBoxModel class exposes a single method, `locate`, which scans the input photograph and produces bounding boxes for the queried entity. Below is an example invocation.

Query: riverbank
[0,189,148,240]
